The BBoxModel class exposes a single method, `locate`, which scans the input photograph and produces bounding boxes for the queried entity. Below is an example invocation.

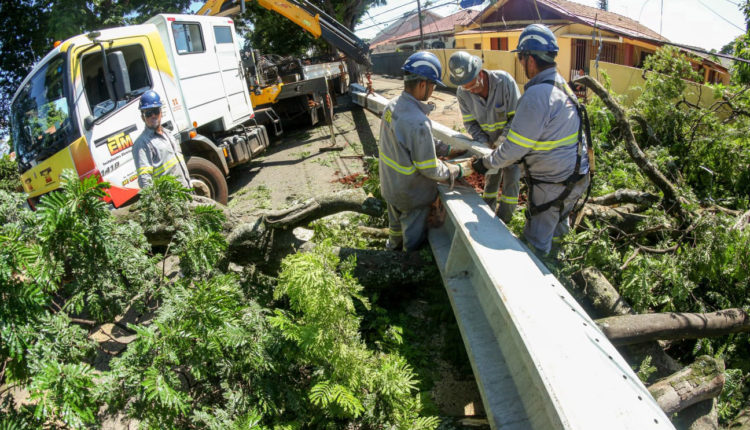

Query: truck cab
[10,14,269,207]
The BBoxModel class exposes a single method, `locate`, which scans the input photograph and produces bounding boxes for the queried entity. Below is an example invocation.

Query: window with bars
[600,42,618,64]
[490,37,508,51]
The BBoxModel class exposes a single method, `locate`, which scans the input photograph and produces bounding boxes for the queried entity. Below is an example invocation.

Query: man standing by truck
[379,52,471,252]
[133,90,191,190]
[448,51,521,223]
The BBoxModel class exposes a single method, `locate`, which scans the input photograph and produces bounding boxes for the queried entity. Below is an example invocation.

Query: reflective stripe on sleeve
[137,166,154,175]
[380,153,416,175]
[482,191,498,199]
[479,120,508,132]
[413,158,438,170]
[389,228,403,236]
[463,114,475,121]
[499,195,519,204]
[507,130,578,151]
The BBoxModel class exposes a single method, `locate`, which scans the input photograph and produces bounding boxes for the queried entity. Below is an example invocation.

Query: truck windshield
[10,55,79,171]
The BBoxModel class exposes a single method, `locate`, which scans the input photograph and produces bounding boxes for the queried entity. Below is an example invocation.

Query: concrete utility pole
[417,0,425,50]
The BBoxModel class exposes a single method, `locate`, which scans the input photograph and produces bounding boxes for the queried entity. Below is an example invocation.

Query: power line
[366,0,419,20]
[356,0,459,32]
[696,0,745,32]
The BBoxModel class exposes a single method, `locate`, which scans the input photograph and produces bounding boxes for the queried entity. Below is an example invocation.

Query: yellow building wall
[589,61,723,109]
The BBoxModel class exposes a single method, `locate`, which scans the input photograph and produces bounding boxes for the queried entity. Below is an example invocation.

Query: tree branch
[588,189,659,207]
[575,76,694,225]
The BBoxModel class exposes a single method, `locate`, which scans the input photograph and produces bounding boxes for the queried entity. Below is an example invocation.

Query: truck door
[73,38,180,202]
[211,23,253,123]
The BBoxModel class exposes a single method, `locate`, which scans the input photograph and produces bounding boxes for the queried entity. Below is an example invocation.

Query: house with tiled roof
[371,9,481,53]
[453,0,729,85]
[368,10,443,53]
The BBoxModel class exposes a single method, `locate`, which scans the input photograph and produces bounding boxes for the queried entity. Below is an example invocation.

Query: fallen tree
[597,309,750,346]
[648,356,725,416]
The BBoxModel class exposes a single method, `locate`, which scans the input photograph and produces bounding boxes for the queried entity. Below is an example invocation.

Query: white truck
[11,14,273,206]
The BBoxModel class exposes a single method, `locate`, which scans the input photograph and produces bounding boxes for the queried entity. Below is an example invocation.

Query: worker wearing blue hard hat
[378,51,472,252]
[132,90,191,190]
[471,24,592,255]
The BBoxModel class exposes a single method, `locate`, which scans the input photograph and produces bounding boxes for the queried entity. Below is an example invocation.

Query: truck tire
[186,156,228,205]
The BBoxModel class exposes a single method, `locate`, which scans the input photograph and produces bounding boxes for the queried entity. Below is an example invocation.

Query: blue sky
[353,0,746,52]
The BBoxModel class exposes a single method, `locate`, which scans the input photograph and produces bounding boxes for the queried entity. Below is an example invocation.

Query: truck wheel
[186,156,228,205]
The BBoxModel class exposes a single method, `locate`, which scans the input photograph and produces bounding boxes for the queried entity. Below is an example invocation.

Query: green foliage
[731,0,750,84]
[34,170,158,322]
[271,242,439,428]
[631,46,750,202]
[103,275,275,428]
[556,43,750,425]
[0,155,19,192]
[28,361,99,428]
[136,174,194,229]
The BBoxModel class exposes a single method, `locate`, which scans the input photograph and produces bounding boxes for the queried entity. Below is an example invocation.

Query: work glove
[471,156,489,175]
[455,159,474,177]
[434,139,451,157]
[446,163,460,189]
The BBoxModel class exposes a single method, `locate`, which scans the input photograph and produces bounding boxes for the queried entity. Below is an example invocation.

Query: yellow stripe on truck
[20,146,77,197]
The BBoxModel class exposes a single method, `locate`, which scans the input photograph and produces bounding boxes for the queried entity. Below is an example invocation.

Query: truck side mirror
[107,51,131,101]
[84,115,95,131]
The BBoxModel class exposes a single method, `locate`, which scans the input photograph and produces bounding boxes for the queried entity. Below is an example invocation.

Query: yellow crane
[196,0,370,67]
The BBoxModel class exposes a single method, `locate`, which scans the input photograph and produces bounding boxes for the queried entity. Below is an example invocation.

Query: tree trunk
[225,189,383,271]
[570,267,681,378]
[262,189,383,229]
[672,399,719,430]
[570,267,636,317]
[597,309,750,346]
[648,356,725,416]
[575,76,693,226]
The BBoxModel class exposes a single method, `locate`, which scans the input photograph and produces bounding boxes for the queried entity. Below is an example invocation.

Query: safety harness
[522,78,594,218]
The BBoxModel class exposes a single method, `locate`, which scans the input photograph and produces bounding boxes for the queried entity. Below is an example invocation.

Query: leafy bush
[0,154,19,193]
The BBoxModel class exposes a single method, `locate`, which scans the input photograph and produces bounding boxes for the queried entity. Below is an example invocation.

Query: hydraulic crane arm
[197,0,371,67]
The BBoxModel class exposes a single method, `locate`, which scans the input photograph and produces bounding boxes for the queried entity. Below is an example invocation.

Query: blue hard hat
[139,90,162,110]
[402,51,446,87]
[513,24,559,56]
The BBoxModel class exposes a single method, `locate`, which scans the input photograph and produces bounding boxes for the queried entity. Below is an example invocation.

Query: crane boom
[197,0,371,67]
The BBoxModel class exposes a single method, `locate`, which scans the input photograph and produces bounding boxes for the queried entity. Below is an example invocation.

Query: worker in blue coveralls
[471,24,591,255]
[379,51,473,252]
[448,50,521,223]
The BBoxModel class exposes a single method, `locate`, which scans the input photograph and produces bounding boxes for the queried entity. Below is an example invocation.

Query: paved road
[224,75,465,216]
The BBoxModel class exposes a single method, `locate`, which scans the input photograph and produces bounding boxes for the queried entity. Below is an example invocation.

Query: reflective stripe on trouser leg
[523,176,589,254]
[482,172,501,210]
[386,204,404,251]
[497,164,521,224]
[401,205,431,252]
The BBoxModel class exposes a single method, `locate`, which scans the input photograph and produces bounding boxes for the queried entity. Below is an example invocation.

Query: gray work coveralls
[379,91,453,252]
[483,67,590,254]
[457,70,521,222]
[133,127,191,189]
